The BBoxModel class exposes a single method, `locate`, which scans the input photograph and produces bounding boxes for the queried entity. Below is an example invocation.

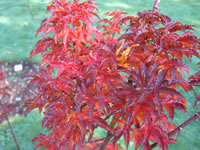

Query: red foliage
[0,66,17,122]
[25,0,200,149]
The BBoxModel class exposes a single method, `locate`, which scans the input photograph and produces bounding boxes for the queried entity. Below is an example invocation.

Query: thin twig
[153,0,160,12]
[150,112,200,149]
[5,115,20,150]
[88,137,105,143]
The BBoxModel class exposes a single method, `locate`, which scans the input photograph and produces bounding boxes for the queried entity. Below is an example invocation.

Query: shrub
[24,0,200,149]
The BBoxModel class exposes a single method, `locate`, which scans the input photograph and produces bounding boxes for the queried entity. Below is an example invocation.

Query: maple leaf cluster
[25,0,200,149]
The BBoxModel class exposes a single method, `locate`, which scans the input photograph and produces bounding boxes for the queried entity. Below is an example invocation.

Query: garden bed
[0,60,40,118]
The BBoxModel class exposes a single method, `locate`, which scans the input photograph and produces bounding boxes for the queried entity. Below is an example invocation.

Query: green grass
[1,0,200,61]
[0,0,49,62]
[0,109,48,150]
[0,0,200,149]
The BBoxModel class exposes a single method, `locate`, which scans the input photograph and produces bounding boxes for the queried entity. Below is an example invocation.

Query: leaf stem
[5,115,20,150]
[150,112,200,149]
[153,0,160,12]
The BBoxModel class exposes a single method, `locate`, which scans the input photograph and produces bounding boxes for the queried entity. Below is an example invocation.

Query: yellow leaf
[119,45,134,62]
[116,41,125,56]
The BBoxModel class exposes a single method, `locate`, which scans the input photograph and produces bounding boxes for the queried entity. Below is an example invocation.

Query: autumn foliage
[24,0,200,149]
[0,64,17,123]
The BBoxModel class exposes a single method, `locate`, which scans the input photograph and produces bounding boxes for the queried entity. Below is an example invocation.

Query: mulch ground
[0,60,41,118]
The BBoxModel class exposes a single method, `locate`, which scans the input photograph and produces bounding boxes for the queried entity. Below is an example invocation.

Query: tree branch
[99,132,113,150]
[6,115,20,150]
[150,112,200,149]
[91,131,114,150]
[153,0,160,12]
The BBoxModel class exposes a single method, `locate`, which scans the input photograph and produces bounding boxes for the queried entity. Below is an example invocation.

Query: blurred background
[0,0,200,149]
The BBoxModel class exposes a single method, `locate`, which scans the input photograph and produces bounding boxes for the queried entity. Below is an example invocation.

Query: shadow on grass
[0,0,48,62]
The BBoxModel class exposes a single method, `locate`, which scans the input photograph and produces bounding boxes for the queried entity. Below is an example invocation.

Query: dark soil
[0,60,41,117]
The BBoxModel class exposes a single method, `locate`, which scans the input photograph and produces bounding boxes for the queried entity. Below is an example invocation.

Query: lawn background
[0,0,200,149]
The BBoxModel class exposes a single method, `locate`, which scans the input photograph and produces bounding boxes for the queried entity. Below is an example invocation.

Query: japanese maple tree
[24,0,200,149]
